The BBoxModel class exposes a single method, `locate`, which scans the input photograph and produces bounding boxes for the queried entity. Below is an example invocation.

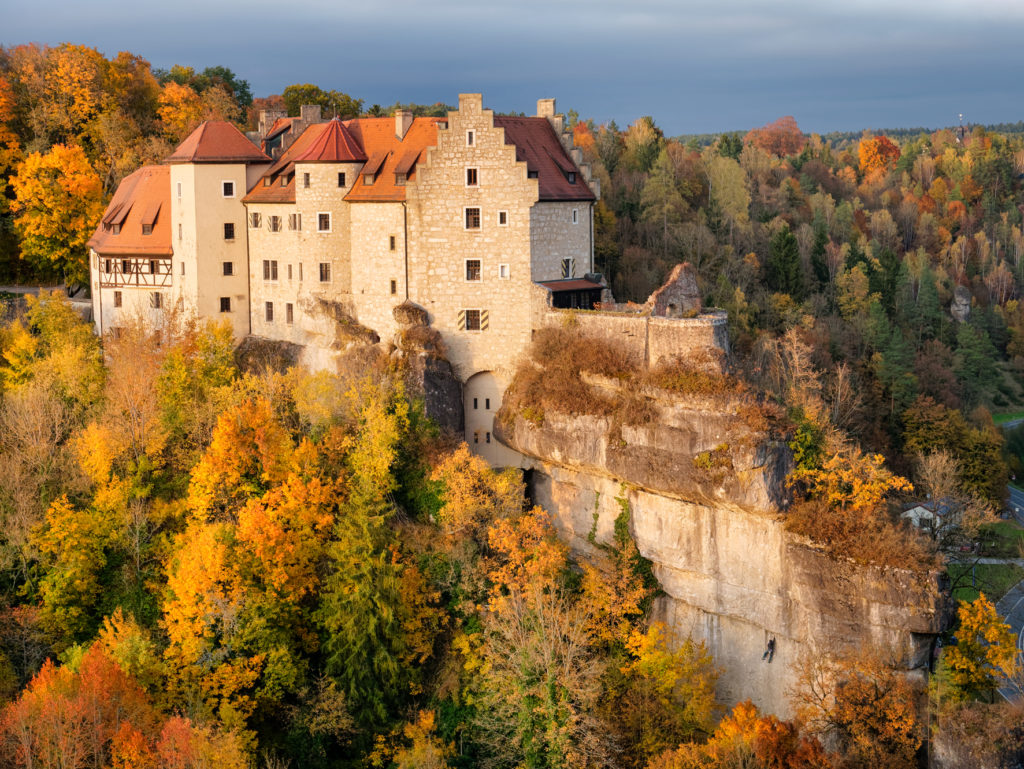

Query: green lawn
[994,409,1024,425]
[979,520,1024,558]
[948,562,1024,604]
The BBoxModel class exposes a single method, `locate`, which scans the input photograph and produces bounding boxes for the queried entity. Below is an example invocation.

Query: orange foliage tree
[745,116,805,157]
[858,135,901,178]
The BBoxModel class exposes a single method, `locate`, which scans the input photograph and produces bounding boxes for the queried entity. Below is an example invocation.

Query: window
[528,170,539,179]
[390,279,397,295]
[466,167,478,187]
[486,431,491,444]
[280,176,288,187]
[286,303,294,324]
[317,212,331,232]
[113,291,122,308]
[461,309,487,331]
[142,223,153,236]
[465,207,481,230]
[337,172,346,187]
[466,130,475,146]
[150,292,162,309]
[303,173,310,188]
[474,431,479,444]
[112,224,121,235]
[221,262,232,277]
[299,264,303,281]
[287,264,293,280]
[121,259,131,274]
[104,259,111,274]
[465,259,481,281]
[319,263,331,282]
[178,223,182,241]
[568,172,576,184]
[263,260,278,281]
[498,210,508,226]
[224,222,235,240]
[265,302,274,322]
[249,212,262,229]
[263,178,271,187]
[499,263,510,279]
[149,259,157,274]
[389,235,396,251]
[176,182,182,198]
[222,181,234,198]
[572,208,579,224]
[269,215,282,232]
[288,213,301,230]
[181,262,185,275]
[561,258,575,279]
[220,297,231,312]
[485,398,491,410]
[473,398,478,409]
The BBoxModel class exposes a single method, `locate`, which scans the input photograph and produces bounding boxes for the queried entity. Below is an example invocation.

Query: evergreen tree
[766,226,802,299]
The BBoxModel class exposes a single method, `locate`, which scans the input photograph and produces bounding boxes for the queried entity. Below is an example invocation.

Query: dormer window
[142,224,153,235]
[112,224,121,235]
[280,176,288,187]
[263,178,271,187]
[567,172,576,184]
[528,170,539,179]
[395,173,407,186]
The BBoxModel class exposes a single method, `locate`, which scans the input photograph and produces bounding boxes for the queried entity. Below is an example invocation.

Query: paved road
[1001,418,1024,431]
[997,580,1024,701]
[1009,486,1024,527]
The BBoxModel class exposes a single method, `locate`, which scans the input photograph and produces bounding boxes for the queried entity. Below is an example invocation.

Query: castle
[88,93,607,463]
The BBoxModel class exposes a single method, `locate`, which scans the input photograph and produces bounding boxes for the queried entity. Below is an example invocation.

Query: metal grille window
[150,292,162,309]
[223,262,233,276]
[265,302,274,322]
[249,213,262,229]
[288,213,301,230]
[269,216,282,232]
[224,222,235,240]
[220,297,231,313]
[222,181,234,197]
[466,167,478,186]
[318,213,331,232]
[459,309,488,331]
[465,259,481,281]
[263,260,278,280]
[337,172,346,187]
[286,303,294,324]
[319,263,331,282]
[498,210,507,225]
[465,207,481,230]
[303,173,310,188]
[389,235,396,251]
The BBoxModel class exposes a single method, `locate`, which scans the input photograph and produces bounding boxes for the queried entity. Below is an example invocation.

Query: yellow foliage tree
[11,144,103,285]
[943,593,1018,701]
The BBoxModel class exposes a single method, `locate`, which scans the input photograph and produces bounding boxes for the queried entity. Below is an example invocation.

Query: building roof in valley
[494,116,595,202]
[166,120,271,164]
[87,166,173,256]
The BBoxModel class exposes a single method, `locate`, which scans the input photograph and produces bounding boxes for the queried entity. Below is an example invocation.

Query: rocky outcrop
[498,384,950,717]
[951,284,972,323]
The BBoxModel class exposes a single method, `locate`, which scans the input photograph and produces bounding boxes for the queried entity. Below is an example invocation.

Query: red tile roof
[344,117,444,202]
[88,166,173,256]
[166,121,271,164]
[243,122,331,204]
[494,116,595,202]
[292,118,366,163]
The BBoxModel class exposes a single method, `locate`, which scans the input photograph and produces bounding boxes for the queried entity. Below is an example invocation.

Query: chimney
[300,104,322,124]
[258,108,286,137]
[536,98,556,119]
[458,93,483,113]
[395,109,413,139]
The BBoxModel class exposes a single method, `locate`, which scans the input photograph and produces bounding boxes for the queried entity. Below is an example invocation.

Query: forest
[0,42,1024,768]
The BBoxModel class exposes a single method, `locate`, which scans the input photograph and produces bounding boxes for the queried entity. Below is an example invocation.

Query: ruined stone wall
[539,309,729,369]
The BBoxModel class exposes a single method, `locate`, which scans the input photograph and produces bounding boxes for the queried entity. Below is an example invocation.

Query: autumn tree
[11,144,103,285]
[281,84,363,119]
[745,116,805,157]
[858,135,901,178]
[942,594,1018,702]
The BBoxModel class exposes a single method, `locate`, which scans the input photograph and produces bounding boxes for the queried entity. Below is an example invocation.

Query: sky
[4,0,1024,136]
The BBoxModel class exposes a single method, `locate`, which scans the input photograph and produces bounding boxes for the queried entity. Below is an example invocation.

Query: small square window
[113,290,122,308]
[465,259,481,282]
[528,170,539,179]
[337,172,346,187]
[498,210,508,226]
[220,297,231,312]
[318,212,331,232]
[224,222,235,240]
[464,309,481,331]
[499,263,510,279]
[389,235,396,251]
[150,292,162,309]
[465,207,481,230]
[303,173,310,188]
[142,223,153,236]
[265,302,274,322]
[319,263,331,282]
[263,178,271,187]
[466,130,475,146]
[223,262,233,276]
[222,181,234,198]
[286,303,294,324]
[112,224,121,235]
[390,279,397,295]
[466,167,478,187]
[280,176,288,187]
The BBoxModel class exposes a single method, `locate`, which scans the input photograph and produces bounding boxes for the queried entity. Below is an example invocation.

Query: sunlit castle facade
[88,94,601,464]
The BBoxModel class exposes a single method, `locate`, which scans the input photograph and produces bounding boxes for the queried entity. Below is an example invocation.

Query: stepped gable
[243,122,333,203]
[166,120,271,164]
[494,116,595,202]
[292,118,367,163]
[343,116,445,202]
[87,165,172,256]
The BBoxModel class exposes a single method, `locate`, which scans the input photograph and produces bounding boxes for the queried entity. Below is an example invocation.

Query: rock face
[498,387,950,717]
[951,285,972,323]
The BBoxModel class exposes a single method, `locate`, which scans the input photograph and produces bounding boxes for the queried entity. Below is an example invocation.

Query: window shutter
[481,310,489,330]
[457,310,466,330]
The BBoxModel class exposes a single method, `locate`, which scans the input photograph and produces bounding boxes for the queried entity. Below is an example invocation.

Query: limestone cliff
[496,377,950,717]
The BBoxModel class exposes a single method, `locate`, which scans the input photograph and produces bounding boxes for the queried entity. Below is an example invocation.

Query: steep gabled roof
[494,116,595,202]
[166,121,271,164]
[292,118,366,163]
[344,117,444,202]
[88,166,173,256]
[244,122,338,204]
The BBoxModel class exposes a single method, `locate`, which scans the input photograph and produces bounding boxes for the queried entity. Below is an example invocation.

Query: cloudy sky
[5,0,1023,135]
